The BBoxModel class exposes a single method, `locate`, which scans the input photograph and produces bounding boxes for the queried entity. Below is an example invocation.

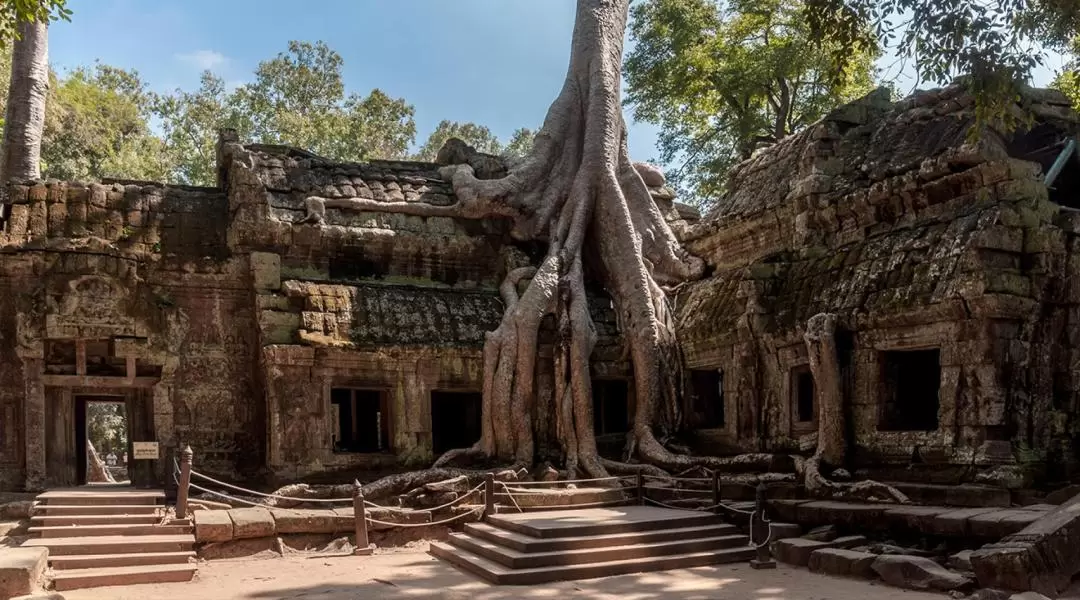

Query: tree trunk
[1,20,48,184]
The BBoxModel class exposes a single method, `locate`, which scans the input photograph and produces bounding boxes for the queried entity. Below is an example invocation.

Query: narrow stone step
[429,540,755,585]
[31,514,163,526]
[22,534,194,556]
[50,551,196,570]
[449,531,750,569]
[35,504,163,516]
[30,523,191,538]
[486,507,723,539]
[464,521,738,552]
[51,564,196,591]
[37,490,163,506]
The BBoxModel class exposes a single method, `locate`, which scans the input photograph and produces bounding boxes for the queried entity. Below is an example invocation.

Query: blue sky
[48,0,1068,164]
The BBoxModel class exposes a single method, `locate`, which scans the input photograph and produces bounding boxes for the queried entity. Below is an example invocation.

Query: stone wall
[676,85,1080,482]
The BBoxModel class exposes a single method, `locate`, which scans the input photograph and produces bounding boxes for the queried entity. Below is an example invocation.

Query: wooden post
[712,470,721,514]
[749,481,775,569]
[636,472,644,506]
[353,479,372,555]
[484,473,496,518]
[176,445,192,520]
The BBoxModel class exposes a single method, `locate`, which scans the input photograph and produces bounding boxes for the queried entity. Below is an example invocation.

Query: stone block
[250,252,281,291]
[9,594,66,600]
[871,554,973,591]
[228,507,276,539]
[773,537,833,566]
[194,509,234,543]
[807,548,876,577]
[769,522,801,539]
[930,507,999,537]
[271,509,350,534]
[949,549,974,571]
[0,547,48,599]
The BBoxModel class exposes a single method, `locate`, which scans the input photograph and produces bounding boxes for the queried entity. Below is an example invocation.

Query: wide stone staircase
[430,505,754,584]
[21,487,197,591]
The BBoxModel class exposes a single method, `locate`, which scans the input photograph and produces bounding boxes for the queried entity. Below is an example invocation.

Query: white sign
[132,442,159,460]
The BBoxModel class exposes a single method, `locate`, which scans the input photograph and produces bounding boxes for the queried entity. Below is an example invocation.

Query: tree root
[797,455,910,504]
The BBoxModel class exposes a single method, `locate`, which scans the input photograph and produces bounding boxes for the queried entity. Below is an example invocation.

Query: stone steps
[35,504,163,516]
[429,505,753,584]
[30,523,193,538]
[20,487,197,591]
[31,514,164,526]
[430,541,754,585]
[51,564,198,591]
[49,551,196,570]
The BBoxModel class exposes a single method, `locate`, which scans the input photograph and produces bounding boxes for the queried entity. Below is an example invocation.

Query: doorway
[430,391,483,455]
[75,395,130,485]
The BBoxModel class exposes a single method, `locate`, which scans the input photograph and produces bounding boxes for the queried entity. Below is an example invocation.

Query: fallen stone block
[1009,593,1052,600]
[773,538,833,566]
[0,547,48,600]
[871,554,973,592]
[769,522,801,539]
[194,509,233,543]
[228,507,276,539]
[803,524,837,541]
[9,593,66,600]
[271,509,348,534]
[930,507,1000,537]
[831,535,867,549]
[949,549,974,571]
[807,548,876,578]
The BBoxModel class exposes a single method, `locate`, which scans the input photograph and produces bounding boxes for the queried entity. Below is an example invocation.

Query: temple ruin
[1,83,1079,499]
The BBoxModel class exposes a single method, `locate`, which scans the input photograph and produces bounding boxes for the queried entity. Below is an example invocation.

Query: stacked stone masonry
[2,84,1080,492]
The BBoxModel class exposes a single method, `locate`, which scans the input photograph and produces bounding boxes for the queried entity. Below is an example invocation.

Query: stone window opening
[592,379,630,436]
[330,388,391,453]
[690,369,724,428]
[84,340,126,377]
[44,340,77,375]
[431,391,482,455]
[791,365,816,431]
[878,349,941,432]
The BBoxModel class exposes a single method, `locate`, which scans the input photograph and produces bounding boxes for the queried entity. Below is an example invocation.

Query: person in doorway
[106,452,117,466]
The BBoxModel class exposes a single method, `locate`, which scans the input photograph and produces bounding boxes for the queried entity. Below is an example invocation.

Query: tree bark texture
[1,20,48,184]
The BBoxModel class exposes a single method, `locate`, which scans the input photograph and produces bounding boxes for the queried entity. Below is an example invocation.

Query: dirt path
[63,545,950,600]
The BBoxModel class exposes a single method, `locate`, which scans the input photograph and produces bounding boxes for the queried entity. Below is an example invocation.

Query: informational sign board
[132,441,159,460]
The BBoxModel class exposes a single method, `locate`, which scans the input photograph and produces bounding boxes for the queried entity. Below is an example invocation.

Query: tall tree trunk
[1,20,49,184]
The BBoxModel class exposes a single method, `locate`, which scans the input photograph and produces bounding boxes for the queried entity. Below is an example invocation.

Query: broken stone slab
[807,548,876,578]
[968,510,1041,539]
[774,538,833,566]
[9,594,66,600]
[803,525,837,541]
[194,509,234,543]
[271,509,349,534]
[949,549,974,571]
[228,507,276,539]
[769,522,801,539]
[871,554,973,591]
[1008,593,1052,600]
[931,507,1000,537]
[0,547,48,600]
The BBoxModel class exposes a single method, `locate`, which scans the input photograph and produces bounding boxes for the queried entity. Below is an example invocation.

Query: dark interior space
[331,388,390,453]
[690,369,724,428]
[879,349,941,432]
[431,391,483,454]
[1006,124,1079,209]
[592,379,630,436]
[792,365,815,424]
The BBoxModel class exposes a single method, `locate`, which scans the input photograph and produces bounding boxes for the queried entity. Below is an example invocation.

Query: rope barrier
[366,483,486,513]
[504,498,632,511]
[189,469,351,504]
[503,476,624,486]
[496,482,525,513]
[187,482,324,515]
[642,474,713,483]
[366,507,483,528]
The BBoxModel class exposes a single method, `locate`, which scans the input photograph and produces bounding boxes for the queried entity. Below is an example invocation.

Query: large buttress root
[802,313,909,503]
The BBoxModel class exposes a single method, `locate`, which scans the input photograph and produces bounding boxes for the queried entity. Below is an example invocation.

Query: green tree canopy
[0,0,69,46]
[625,0,878,205]
[414,120,503,161]
[503,127,536,159]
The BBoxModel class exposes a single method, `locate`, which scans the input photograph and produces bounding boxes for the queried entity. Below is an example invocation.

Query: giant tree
[624,0,878,205]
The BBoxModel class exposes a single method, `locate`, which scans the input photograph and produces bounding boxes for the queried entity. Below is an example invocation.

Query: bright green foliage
[0,0,69,47]
[86,402,127,457]
[1053,37,1080,107]
[414,120,504,161]
[230,41,415,162]
[154,41,418,186]
[805,0,1080,128]
[43,63,171,181]
[625,0,878,205]
[152,72,236,186]
[503,127,536,158]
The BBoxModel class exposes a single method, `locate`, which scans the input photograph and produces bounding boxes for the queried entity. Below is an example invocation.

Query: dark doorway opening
[879,349,941,431]
[690,369,724,428]
[791,365,816,428]
[331,388,391,453]
[592,379,630,436]
[75,395,129,485]
[431,391,483,455]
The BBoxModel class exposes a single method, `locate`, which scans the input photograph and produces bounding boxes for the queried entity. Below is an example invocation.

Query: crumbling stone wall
[676,85,1080,484]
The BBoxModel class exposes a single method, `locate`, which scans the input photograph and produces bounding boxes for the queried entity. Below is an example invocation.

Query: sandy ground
[63,544,951,600]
